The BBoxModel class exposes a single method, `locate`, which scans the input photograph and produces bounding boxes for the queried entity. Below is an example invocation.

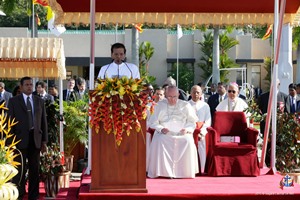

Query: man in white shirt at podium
[97,43,140,79]
[147,86,199,178]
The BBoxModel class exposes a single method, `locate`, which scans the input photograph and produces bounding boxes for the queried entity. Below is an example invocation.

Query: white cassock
[147,99,199,178]
[216,97,249,125]
[97,62,140,79]
[216,97,248,112]
[146,102,156,172]
[188,100,211,173]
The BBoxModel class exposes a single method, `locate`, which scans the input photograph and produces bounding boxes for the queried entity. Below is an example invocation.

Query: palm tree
[195,30,239,83]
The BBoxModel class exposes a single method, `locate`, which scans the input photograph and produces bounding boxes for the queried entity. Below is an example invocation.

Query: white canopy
[0,37,66,79]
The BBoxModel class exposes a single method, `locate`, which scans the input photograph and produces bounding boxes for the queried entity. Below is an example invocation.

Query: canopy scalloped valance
[61,12,300,27]
[0,38,66,79]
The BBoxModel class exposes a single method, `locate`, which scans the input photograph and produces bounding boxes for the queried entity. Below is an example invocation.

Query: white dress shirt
[97,62,140,79]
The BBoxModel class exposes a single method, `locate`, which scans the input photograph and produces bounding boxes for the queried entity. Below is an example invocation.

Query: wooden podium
[90,119,147,193]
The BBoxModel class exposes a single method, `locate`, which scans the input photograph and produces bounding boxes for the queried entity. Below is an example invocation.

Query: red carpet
[77,168,300,200]
[22,180,80,200]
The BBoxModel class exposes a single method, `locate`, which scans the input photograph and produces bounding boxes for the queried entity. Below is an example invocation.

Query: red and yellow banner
[33,0,49,7]
[262,24,273,40]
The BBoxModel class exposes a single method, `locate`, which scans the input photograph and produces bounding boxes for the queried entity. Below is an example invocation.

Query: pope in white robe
[147,86,199,178]
[188,85,211,174]
[97,42,140,79]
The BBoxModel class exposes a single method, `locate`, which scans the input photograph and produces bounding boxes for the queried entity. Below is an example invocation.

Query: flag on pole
[33,0,49,6]
[33,0,66,36]
[134,24,143,33]
[48,16,66,36]
[177,24,183,39]
[262,24,273,40]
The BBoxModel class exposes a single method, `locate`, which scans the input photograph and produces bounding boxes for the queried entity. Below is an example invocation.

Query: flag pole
[32,1,35,38]
[176,24,183,87]
[85,0,96,175]
[176,31,179,88]
[269,0,286,174]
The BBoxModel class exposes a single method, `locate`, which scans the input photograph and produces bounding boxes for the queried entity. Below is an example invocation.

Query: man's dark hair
[20,76,32,85]
[218,82,227,87]
[111,43,126,54]
[49,84,58,90]
[35,80,46,88]
[77,77,85,86]
[289,83,297,90]
[155,86,163,91]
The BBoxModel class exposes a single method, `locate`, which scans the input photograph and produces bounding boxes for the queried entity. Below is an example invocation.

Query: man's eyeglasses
[228,90,236,94]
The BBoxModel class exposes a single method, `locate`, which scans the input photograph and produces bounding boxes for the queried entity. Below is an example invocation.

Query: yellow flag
[46,6,53,21]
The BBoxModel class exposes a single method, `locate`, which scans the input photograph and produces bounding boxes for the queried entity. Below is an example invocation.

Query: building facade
[0,27,297,92]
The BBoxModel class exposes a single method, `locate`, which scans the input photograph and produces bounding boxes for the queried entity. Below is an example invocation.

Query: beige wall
[1,27,296,91]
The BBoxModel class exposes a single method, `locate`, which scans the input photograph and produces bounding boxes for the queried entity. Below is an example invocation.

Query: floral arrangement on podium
[89,77,149,146]
[0,103,20,200]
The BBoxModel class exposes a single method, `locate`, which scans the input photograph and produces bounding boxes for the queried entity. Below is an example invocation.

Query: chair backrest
[213,111,248,142]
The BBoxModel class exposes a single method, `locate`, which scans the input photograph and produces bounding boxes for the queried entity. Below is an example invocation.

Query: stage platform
[77,168,300,200]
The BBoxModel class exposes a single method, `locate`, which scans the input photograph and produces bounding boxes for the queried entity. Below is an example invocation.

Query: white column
[212,27,220,84]
[278,23,293,94]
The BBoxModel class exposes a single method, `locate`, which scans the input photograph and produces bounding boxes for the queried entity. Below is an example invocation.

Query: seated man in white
[146,87,165,171]
[216,82,248,112]
[188,85,211,174]
[147,86,199,178]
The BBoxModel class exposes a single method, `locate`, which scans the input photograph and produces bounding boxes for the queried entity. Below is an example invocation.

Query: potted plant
[62,99,88,172]
[275,112,300,183]
[40,143,69,197]
[245,101,300,182]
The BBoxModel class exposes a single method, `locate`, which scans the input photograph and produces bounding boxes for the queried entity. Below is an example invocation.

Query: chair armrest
[193,127,200,147]
[206,127,218,146]
[147,127,156,140]
[246,127,259,147]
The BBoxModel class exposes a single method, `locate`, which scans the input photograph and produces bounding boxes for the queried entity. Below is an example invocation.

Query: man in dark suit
[34,80,54,103]
[285,83,300,113]
[48,83,59,102]
[206,83,217,96]
[258,80,287,136]
[76,77,88,99]
[0,81,13,106]
[63,78,80,102]
[207,82,227,123]
[8,76,48,200]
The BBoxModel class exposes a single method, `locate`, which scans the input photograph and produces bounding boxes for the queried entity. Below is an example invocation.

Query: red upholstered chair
[206,111,260,176]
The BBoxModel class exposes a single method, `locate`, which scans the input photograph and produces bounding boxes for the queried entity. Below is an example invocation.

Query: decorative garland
[89,77,150,146]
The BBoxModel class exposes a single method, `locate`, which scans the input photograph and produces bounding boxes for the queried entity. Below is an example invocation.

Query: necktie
[0,93,2,98]
[69,91,75,102]
[219,96,222,102]
[66,91,70,100]
[291,98,296,113]
[27,96,34,129]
